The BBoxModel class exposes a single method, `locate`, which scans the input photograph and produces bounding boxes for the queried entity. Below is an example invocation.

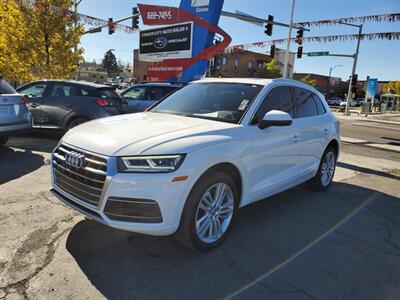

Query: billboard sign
[139,22,193,61]
[365,78,378,101]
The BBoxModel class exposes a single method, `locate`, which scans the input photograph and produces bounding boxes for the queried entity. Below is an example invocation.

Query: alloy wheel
[320,151,335,186]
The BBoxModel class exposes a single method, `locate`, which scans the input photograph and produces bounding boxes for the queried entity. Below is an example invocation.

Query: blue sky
[78,0,400,81]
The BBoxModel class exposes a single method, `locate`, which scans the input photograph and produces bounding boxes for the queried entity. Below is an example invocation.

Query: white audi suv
[51,78,340,250]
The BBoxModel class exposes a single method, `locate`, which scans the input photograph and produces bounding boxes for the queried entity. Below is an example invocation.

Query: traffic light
[264,15,273,36]
[296,28,303,45]
[108,18,115,35]
[351,74,358,93]
[270,44,275,59]
[297,46,303,59]
[132,7,139,29]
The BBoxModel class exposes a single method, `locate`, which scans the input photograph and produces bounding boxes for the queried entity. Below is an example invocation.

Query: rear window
[0,80,17,95]
[91,88,121,100]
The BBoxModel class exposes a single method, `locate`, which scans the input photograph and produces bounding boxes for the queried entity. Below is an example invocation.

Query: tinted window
[92,88,121,100]
[253,86,294,123]
[152,83,262,124]
[121,86,147,100]
[293,87,318,118]
[148,87,166,101]
[312,93,326,115]
[50,84,74,97]
[18,82,47,98]
[0,80,17,95]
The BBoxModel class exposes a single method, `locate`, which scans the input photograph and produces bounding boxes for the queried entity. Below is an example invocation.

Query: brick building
[133,48,295,82]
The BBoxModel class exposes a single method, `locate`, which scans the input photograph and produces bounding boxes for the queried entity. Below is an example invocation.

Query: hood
[62,112,240,156]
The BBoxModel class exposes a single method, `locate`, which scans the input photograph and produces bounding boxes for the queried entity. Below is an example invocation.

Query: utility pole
[283,0,295,79]
[344,23,362,115]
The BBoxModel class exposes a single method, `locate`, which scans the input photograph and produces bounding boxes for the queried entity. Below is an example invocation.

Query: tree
[260,59,282,78]
[299,74,317,87]
[27,0,84,79]
[0,0,83,82]
[0,1,36,83]
[101,50,122,76]
[382,81,400,95]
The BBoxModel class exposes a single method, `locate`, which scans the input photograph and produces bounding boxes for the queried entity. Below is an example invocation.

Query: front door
[247,86,302,204]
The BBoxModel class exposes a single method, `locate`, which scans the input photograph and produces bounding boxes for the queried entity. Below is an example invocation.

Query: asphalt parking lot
[0,132,399,300]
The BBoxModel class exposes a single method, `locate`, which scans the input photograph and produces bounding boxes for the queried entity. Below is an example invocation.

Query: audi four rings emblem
[65,151,85,169]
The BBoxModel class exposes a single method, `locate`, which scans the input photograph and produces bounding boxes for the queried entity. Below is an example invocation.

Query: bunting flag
[294,12,400,27]
[225,32,400,53]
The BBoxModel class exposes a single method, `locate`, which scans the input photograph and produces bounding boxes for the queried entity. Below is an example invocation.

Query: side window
[253,86,294,123]
[312,93,327,115]
[50,84,74,97]
[18,83,47,98]
[293,87,318,118]
[147,87,166,101]
[122,87,147,101]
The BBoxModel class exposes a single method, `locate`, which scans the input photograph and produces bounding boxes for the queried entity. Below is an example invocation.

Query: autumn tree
[299,74,317,87]
[27,0,84,78]
[0,0,36,83]
[260,59,282,78]
[382,81,400,95]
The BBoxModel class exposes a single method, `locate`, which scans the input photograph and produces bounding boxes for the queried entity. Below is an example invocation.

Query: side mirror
[258,110,293,129]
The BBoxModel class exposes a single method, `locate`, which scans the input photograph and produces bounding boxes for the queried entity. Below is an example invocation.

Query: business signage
[139,22,193,61]
[365,78,378,101]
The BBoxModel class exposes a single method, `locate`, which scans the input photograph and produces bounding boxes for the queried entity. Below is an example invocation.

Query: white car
[340,100,357,107]
[51,78,340,251]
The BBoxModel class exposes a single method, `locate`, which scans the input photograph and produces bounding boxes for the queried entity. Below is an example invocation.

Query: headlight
[118,154,185,173]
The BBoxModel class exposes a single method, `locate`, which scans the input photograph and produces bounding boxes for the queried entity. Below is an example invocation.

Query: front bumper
[51,152,193,236]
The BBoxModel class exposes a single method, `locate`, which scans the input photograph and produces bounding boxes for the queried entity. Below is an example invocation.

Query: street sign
[307,51,329,57]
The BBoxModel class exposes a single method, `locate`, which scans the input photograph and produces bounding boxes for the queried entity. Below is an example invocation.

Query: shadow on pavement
[0,146,44,184]
[6,130,62,153]
[337,161,399,181]
[66,182,400,300]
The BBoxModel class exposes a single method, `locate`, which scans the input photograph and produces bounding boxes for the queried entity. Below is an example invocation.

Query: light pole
[283,0,295,78]
[327,64,342,97]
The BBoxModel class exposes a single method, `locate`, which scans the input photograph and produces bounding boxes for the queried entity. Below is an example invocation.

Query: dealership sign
[139,23,193,61]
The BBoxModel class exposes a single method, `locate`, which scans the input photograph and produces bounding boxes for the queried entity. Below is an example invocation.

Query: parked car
[120,82,183,113]
[17,80,126,131]
[340,100,357,107]
[50,78,340,251]
[327,97,342,106]
[0,78,32,145]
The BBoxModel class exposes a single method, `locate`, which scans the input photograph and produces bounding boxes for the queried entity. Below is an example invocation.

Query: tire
[0,136,9,146]
[175,171,239,251]
[67,117,89,131]
[309,145,337,191]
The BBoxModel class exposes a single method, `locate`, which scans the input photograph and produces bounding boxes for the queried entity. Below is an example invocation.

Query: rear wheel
[67,117,88,131]
[176,171,238,251]
[309,146,337,191]
[0,136,9,145]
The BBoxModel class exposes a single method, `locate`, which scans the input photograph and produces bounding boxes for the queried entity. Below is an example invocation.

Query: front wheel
[176,171,239,251]
[309,146,337,191]
[67,117,89,131]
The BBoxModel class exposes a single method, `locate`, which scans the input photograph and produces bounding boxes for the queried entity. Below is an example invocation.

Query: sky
[78,0,400,81]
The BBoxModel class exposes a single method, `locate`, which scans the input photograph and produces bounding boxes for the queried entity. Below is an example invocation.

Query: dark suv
[17,80,126,130]
[120,83,182,113]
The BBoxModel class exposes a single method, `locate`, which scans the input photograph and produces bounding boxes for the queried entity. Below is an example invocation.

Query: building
[293,73,349,98]
[133,48,295,82]
[207,49,295,79]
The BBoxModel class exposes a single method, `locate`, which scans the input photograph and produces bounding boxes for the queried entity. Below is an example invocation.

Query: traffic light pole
[283,0,296,79]
[344,23,362,116]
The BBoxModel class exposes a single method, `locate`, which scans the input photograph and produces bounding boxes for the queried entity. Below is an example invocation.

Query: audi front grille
[52,144,108,207]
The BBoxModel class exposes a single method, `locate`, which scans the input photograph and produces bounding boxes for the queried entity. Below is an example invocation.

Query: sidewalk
[333,110,400,125]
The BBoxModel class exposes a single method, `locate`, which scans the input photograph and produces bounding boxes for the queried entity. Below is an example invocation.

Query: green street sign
[307,51,329,57]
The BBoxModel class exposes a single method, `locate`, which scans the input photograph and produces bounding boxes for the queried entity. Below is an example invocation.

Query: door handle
[293,134,301,142]
[30,102,40,108]
[323,128,329,135]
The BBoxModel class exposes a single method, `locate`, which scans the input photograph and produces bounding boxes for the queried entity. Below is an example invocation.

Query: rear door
[0,80,27,126]
[17,81,50,127]
[121,86,148,113]
[291,87,324,175]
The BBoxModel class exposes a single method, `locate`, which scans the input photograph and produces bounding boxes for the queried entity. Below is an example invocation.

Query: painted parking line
[224,192,380,300]
[341,137,400,153]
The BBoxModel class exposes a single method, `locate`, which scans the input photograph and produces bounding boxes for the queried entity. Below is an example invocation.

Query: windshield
[151,83,262,124]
